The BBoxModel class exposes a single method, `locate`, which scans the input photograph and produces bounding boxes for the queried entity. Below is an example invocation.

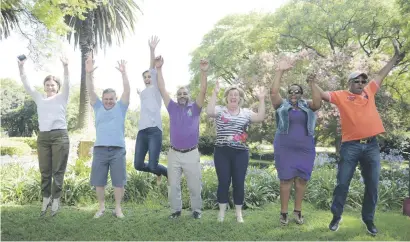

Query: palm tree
[65,0,141,130]
[0,1,24,40]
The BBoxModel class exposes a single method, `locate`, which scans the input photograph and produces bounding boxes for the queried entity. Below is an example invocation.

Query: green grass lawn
[2,202,409,241]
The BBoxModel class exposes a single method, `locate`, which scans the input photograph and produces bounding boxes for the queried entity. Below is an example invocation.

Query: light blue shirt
[93,99,128,147]
[138,68,162,131]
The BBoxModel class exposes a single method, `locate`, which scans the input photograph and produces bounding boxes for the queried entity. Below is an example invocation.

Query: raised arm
[373,39,406,87]
[60,56,70,101]
[149,36,159,70]
[306,74,322,111]
[312,82,330,102]
[206,79,220,118]
[270,57,293,109]
[196,60,209,108]
[250,86,266,123]
[116,60,130,105]
[154,56,171,107]
[85,54,98,106]
[17,59,40,100]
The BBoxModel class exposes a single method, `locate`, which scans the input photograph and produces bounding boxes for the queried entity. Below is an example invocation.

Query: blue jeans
[214,146,249,205]
[331,137,381,221]
[134,127,167,177]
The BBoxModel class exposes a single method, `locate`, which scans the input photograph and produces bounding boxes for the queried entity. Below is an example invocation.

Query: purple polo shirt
[167,100,202,149]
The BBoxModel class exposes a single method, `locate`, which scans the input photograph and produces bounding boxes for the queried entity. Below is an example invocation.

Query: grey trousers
[37,129,70,198]
[167,148,202,213]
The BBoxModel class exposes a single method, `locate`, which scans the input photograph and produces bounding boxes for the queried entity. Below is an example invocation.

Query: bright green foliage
[0,139,31,156]
[0,0,97,39]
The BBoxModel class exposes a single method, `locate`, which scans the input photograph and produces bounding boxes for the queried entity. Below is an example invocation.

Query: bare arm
[251,87,266,123]
[206,80,219,118]
[313,83,330,102]
[270,58,293,109]
[270,70,284,109]
[196,60,209,108]
[60,56,70,101]
[373,39,406,87]
[116,60,130,105]
[155,56,171,107]
[85,54,98,106]
[149,36,159,69]
[306,74,322,111]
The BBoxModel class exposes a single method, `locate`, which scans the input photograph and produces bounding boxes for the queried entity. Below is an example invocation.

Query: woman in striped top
[18,56,70,217]
[206,80,266,223]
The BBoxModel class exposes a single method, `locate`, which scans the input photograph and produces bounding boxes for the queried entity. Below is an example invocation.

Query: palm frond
[65,0,141,51]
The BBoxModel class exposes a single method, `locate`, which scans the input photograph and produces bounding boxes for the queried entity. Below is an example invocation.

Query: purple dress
[273,109,315,180]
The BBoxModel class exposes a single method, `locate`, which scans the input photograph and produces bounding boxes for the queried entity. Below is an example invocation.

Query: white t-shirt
[20,73,69,132]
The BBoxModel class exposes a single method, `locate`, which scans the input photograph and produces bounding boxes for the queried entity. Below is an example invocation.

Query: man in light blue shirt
[134,36,168,181]
[85,54,130,219]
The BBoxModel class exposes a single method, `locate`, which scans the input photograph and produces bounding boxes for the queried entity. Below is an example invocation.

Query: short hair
[224,85,245,106]
[177,86,189,93]
[288,83,304,94]
[43,75,61,91]
[142,70,149,77]
[102,88,116,97]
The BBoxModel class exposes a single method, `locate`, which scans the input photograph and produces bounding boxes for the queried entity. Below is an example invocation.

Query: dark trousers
[37,129,70,198]
[214,146,249,205]
[134,127,167,177]
[331,137,381,221]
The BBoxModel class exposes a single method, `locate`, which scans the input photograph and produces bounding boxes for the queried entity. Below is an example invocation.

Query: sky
[0,0,288,110]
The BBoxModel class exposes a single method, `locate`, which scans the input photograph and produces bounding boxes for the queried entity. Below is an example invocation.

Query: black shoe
[362,219,378,236]
[329,216,342,231]
[192,211,201,219]
[169,211,181,219]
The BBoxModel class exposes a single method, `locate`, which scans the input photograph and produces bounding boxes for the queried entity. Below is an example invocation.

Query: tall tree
[64,0,141,130]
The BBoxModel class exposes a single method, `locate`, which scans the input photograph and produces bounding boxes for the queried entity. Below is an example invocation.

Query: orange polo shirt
[328,81,385,142]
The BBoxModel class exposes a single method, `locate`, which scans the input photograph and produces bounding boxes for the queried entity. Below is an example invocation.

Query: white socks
[218,203,227,222]
[51,198,59,212]
[41,197,51,211]
[235,205,244,223]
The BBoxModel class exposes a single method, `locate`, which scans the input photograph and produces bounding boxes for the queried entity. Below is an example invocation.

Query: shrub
[161,139,171,153]
[198,135,215,155]
[9,137,37,150]
[0,139,31,156]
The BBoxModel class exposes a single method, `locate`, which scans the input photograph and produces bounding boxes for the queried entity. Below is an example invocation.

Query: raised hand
[393,39,406,65]
[60,55,69,66]
[200,59,209,72]
[115,60,127,73]
[254,86,267,100]
[305,73,316,84]
[155,56,164,68]
[85,53,97,73]
[149,35,160,50]
[276,56,294,71]
[17,59,26,68]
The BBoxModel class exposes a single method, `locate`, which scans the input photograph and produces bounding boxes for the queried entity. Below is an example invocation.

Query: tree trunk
[76,11,95,131]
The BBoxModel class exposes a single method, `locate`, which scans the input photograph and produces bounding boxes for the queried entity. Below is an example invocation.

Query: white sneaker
[40,197,51,216]
[51,198,60,216]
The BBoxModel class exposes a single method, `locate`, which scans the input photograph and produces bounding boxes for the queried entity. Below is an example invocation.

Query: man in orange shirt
[315,40,405,236]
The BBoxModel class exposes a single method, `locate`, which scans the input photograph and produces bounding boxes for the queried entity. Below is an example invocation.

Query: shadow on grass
[1,203,409,241]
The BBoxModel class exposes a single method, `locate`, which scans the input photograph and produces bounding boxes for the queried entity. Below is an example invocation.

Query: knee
[134,161,143,170]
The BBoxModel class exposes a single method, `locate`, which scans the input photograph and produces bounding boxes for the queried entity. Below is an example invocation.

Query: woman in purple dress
[270,58,322,225]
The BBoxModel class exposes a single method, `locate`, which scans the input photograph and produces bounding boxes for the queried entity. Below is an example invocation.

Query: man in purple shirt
[155,55,208,219]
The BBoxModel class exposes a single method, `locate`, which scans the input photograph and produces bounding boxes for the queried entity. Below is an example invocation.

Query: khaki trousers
[167,148,202,213]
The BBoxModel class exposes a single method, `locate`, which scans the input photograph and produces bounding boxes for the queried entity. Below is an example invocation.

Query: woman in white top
[206,80,266,223]
[18,56,70,217]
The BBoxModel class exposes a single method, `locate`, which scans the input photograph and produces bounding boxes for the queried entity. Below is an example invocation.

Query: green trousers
[37,129,70,198]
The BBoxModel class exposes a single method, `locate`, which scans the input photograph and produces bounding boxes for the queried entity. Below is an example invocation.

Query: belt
[171,145,197,153]
[353,136,375,144]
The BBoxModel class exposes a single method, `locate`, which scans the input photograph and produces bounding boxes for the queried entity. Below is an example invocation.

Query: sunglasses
[288,90,302,95]
[350,78,368,84]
